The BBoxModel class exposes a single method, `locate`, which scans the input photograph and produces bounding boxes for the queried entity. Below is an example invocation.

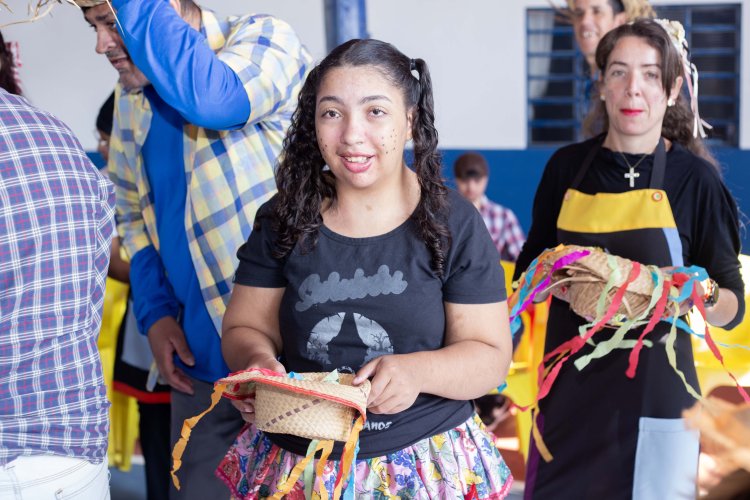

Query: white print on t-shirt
[295,265,408,312]
[362,420,393,431]
[307,312,395,365]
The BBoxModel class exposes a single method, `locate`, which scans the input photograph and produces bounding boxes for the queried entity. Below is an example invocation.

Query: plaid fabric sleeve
[113,0,250,130]
[109,87,155,259]
[219,14,313,125]
[501,208,526,262]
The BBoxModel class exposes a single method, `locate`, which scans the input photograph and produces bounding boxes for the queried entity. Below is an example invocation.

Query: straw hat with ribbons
[171,368,371,500]
[508,244,750,462]
[0,0,112,28]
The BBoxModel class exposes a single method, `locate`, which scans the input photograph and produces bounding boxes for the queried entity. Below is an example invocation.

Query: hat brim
[72,0,106,7]
[217,368,370,417]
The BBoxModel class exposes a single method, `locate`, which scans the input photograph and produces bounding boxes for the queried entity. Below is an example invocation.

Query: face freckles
[85,4,149,91]
[315,65,414,192]
[601,36,682,149]
[572,0,627,68]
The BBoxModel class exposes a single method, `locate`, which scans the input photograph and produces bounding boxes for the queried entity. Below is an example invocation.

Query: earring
[667,98,675,107]
[600,94,606,101]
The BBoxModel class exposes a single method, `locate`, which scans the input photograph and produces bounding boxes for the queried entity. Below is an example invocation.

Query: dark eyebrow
[360,95,391,104]
[317,95,393,106]
[93,13,114,22]
[318,95,343,105]
[608,60,661,68]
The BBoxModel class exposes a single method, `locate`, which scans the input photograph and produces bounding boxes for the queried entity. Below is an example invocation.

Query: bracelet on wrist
[702,278,720,307]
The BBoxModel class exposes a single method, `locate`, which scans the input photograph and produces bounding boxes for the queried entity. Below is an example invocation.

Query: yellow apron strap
[170,382,227,490]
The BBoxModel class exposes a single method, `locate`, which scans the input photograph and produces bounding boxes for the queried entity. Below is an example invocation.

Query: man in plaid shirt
[81,0,311,496]
[454,152,526,262]
[0,88,115,497]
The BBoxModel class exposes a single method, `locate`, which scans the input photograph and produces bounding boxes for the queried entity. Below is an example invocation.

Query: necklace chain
[619,151,649,188]
[618,151,649,170]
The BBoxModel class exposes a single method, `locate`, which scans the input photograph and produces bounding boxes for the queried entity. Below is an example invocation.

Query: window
[526,4,741,146]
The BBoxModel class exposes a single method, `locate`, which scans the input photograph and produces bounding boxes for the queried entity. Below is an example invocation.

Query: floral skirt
[216,413,513,499]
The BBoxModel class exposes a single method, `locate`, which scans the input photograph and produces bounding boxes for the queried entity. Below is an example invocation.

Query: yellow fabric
[693,254,750,395]
[108,390,140,472]
[332,415,366,500]
[314,440,334,499]
[97,277,140,472]
[557,189,677,233]
[499,261,548,459]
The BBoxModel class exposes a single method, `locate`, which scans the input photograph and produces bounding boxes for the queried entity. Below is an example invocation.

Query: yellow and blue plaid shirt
[109,9,312,335]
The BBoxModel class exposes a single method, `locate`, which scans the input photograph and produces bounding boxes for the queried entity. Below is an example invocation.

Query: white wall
[3,0,748,150]
[368,0,530,149]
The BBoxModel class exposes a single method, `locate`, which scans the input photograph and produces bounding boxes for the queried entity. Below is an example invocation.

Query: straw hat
[0,0,100,28]
[72,0,105,6]
[219,369,371,442]
[540,245,672,323]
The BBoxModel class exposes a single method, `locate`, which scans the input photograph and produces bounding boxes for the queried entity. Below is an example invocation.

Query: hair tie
[409,59,417,72]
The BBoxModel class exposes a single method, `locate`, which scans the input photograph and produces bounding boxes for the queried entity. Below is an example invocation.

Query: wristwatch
[702,278,720,307]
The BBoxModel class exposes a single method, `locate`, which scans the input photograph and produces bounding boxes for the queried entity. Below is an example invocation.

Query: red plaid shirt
[477,196,526,262]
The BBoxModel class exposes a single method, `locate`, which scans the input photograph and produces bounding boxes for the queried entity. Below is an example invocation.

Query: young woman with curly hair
[216,38,514,499]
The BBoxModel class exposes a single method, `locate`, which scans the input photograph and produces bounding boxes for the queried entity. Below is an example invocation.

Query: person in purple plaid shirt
[0,88,116,498]
[454,152,526,262]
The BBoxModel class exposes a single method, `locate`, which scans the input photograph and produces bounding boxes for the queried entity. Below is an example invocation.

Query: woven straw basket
[219,370,370,442]
[541,245,670,322]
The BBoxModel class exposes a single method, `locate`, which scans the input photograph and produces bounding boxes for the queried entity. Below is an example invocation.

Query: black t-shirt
[234,189,506,458]
[515,137,745,328]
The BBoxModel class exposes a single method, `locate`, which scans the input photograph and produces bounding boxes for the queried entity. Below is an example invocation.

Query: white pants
[0,455,110,500]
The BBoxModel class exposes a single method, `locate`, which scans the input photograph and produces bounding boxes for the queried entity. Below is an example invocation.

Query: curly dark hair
[0,31,22,96]
[583,19,718,171]
[273,38,450,275]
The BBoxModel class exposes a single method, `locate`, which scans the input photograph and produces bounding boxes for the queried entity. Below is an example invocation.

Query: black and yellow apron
[524,138,700,500]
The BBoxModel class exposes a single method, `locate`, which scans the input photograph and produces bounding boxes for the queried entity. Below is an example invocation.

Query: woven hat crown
[220,369,371,442]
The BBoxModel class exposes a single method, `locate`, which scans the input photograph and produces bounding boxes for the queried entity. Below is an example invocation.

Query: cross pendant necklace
[620,151,649,188]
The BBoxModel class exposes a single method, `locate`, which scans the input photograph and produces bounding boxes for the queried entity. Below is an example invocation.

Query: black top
[515,137,745,328]
[235,189,506,458]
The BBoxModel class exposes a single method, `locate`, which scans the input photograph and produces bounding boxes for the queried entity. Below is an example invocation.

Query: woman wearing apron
[516,20,745,499]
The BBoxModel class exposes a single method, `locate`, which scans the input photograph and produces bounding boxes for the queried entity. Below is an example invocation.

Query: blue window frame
[526,4,741,146]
